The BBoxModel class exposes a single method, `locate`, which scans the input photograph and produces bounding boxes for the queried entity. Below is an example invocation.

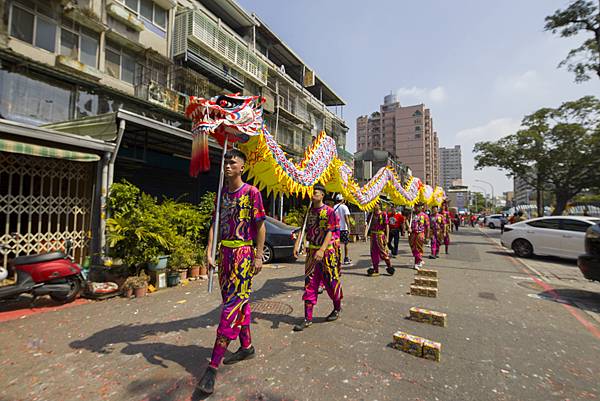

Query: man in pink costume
[293,184,343,331]
[198,149,266,395]
[367,202,395,277]
[409,202,430,270]
[441,201,451,254]
[429,205,443,259]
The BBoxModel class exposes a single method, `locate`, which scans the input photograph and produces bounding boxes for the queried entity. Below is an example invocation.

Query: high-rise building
[356,93,439,186]
[514,175,536,205]
[439,145,462,190]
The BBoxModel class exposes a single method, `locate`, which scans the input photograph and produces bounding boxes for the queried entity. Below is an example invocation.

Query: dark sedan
[263,216,299,264]
[578,221,600,281]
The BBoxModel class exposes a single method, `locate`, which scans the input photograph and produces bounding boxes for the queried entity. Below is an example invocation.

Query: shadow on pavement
[70,273,307,400]
[538,288,600,312]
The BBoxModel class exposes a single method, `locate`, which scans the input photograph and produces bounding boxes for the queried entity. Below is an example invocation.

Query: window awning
[0,139,100,162]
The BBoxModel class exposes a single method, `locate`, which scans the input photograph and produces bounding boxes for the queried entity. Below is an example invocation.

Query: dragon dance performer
[441,201,451,254]
[409,202,430,270]
[293,184,343,331]
[367,202,395,277]
[429,205,443,259]
[198,149,266,395]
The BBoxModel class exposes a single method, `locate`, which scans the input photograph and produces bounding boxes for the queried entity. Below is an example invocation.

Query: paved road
[1,227,599,401]
[484,228,600,326]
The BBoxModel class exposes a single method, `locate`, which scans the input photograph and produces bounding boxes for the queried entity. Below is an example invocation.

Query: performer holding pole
[429,205,442,259]
[409,202,430,270]
[367,201,395,277]
[441,201,451,254]
[293,184,342,331]
[198,149,266,395]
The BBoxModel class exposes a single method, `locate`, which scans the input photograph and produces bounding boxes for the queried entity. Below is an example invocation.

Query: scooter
[0,239,83,304]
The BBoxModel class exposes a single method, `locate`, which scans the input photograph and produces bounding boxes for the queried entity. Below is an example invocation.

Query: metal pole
[208,135,229,293]
[296,201,313,255]
[279,193,284,221]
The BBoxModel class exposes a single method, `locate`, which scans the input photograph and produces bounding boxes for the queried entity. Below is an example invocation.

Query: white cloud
[456,117,521,142]
[495,70,543,94]
[429,86,447,102]
[395,86,447,104]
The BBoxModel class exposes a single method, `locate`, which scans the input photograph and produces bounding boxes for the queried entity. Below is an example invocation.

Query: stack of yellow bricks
[393,331,442,361]
[409,307,447,327]
[410,268,438,297]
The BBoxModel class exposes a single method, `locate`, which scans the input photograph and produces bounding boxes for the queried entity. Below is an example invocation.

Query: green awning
[0,139,100,162]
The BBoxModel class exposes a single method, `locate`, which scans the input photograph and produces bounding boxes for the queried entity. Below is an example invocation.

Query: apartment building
[0,0,348,265]
[439,145,462,190]
[356,93,439,186]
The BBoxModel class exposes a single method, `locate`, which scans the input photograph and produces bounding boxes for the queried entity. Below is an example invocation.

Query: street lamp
[472,185,488,210]
[475,179,495,211]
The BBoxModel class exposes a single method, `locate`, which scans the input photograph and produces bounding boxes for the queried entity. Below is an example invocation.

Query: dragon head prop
[185,93,265,177]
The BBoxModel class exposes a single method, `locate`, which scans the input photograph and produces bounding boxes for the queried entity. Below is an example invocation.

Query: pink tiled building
[356,93,439,186]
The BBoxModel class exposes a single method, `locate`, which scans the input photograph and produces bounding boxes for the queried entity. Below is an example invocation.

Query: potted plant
[167,236,195,284]
[189,245,206,279]
[122,274,148,297]
[132,277,148,298]
[121,277,135,298]
[106,181,171,269]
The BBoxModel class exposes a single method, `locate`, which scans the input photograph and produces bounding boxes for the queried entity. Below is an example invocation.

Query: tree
[474,96,600,215]
[470,192,486,212]
[545,0,600,82]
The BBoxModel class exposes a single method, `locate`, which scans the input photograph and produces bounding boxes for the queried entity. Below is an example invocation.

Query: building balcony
[55,55,102,80]
[106,2,145,32]
[173,9,268,86]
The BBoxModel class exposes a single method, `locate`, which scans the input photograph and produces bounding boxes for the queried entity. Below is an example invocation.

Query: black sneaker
[429,255,436,259]
[223,346,256,365]
[367,268,380,277]
[293,319,313,331]
[197,366,217,394]
[326,309,341,321]
[386,266,396,276]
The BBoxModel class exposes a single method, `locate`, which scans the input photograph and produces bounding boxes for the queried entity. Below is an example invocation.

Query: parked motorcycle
[0,239,83,303]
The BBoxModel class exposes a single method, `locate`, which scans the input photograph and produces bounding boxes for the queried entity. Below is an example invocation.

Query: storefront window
[0,68,74,125]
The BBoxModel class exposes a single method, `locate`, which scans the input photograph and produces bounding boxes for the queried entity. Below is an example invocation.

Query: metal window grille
[0,152,94,269]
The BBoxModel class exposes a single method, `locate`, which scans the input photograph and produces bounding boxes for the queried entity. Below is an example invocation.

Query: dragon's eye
[217,96,236,109]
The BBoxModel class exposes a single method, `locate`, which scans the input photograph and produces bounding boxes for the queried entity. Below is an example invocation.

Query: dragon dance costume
[302,204,343,322]
[209,183,265,369]
[369,211,393,275]
[430,212,444,257]
[442,209,451,253]
[410,212,430,266]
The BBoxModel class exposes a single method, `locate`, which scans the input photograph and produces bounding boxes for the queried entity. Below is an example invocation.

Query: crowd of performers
[197,148,451,394]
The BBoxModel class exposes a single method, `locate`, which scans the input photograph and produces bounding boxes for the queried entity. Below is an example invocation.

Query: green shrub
[106,180,215,268]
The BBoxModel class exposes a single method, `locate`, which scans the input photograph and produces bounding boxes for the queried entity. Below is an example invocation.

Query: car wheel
[488,223,495,229]
[262,243,274,264]
[512,239,533,258]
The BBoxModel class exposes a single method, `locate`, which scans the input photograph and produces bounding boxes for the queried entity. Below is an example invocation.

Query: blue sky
[237,0,600,194]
